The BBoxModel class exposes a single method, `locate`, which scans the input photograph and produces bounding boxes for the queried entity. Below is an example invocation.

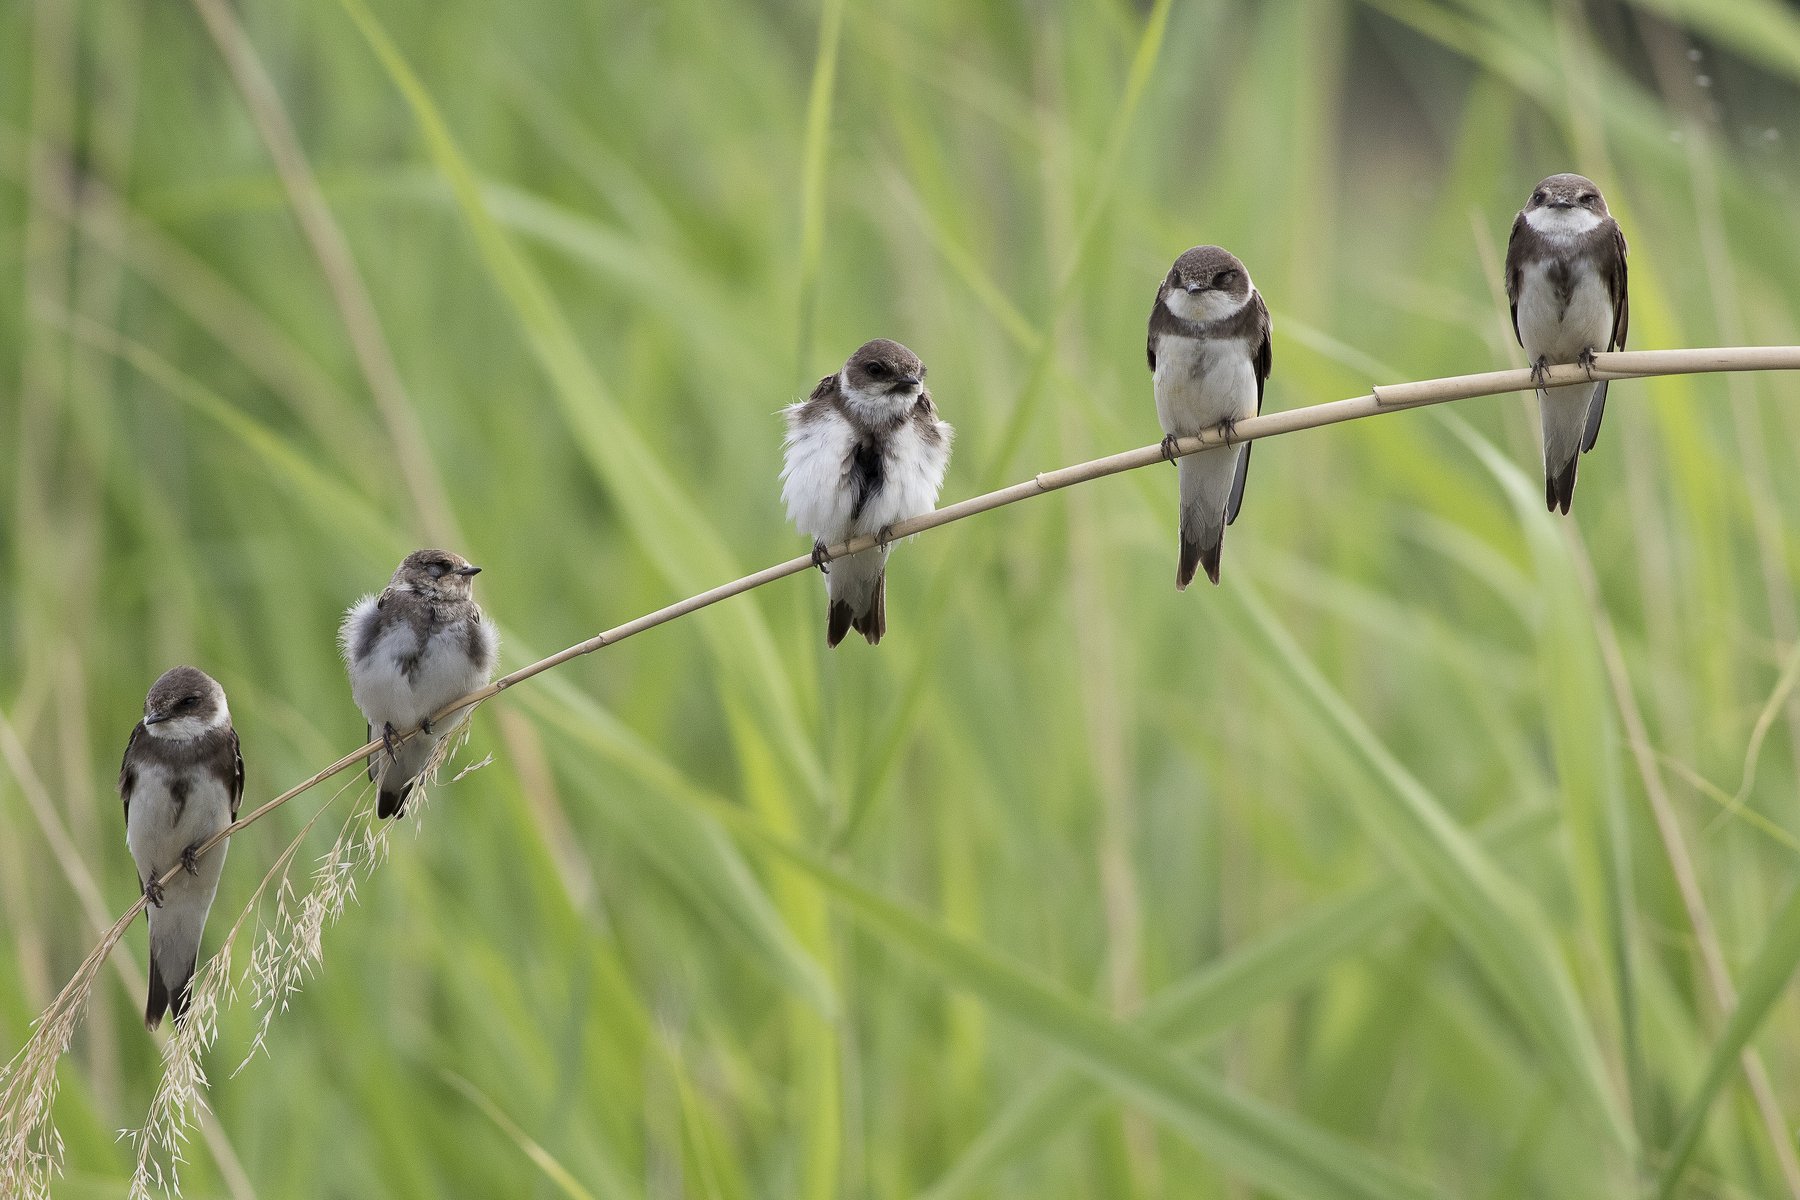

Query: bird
[780,338,954,647]
[1504,173,1629,515]
[1147,245,1273,588]
[119,665,244,1030]
[339,549,498,818]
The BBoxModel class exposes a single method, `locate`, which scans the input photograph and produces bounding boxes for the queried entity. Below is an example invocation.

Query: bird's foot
[143,877,165,908]
[1529,357,1550,389]
[1577,346,1598,379]
[419,715,435,736]
[1216,415,1240,447]
[180,843,203,877]
[1160,433,1181,463]
[381,721,399,759]
[876,524,897,549]
[811,539,830,574]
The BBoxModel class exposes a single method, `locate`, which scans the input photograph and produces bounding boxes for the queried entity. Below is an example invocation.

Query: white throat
[145,698,230,742]
[839,368,920,423]
[1524,206,1602,238]
[1163,283,1250,325]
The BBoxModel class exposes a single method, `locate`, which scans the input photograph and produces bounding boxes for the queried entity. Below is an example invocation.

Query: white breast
[345,606,492,727]
[848,417,953,537]
[125,761,234,876]
[781,405,860,544]
[1515,260,1614,363]
[1153,334,1258,436]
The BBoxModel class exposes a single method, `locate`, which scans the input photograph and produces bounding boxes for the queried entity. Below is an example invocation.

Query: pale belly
[1516,262,1613,363]
[1153,334,1257,436]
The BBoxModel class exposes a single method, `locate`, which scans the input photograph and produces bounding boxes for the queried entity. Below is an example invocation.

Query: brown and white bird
[339,549,498,818]
[1504,173,1630,514]
[120,666,244,1029]
[1147,246,1272,588]
[780,339,954,647]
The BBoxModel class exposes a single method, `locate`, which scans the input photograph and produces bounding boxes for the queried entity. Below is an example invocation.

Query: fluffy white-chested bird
[780,339,954,647]
[339,549,497,818]
[1504,172,1630,514]
[120,665,243,1029]
[1147,245,1272,589]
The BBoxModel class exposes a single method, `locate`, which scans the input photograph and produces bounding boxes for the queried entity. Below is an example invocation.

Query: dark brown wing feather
[1580,221,1630,455]
[227,726,246,820]
[1503,211,1528,347]
[119,721,145,828]
[1146,276,1173,371]
[1607,222,1629,352]
[1227,291,1273,526]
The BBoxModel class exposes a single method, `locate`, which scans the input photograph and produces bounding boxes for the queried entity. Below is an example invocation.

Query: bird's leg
[1160,433,1181,463]
[1216,414,1240,447]
[876,524,897,549]
[143,876,165,908]
[1529,356,1550,389]
[381,721,399,760]
[419,715,435,736]
[1577,346,1598,379]
[180,842,204,876]
[811,539,831,574]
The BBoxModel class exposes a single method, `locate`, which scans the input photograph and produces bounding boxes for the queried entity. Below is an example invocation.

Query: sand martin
[119,666,244,1029]
[1147,246,1272,588]
[780,339,953,647]
[1504,173,1630,514]
[339,549,498,818]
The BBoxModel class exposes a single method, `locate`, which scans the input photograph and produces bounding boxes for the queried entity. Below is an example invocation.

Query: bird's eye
[182,695,200,708]
[866,362,888,378]
[1213,270,1234,288]
[428,561,448,578]
[1579,193,1595,204]
[1532,191,1547,204]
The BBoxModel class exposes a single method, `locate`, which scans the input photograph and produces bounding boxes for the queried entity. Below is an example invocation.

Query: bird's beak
[143,712,169,726]
[455,565,482,576]
[896,375,921,389]
[1184,282,1204,294]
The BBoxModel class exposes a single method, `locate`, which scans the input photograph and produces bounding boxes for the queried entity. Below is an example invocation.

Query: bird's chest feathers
[842,420,949,534]
[360,617,482,713]
[1153,334,1255,430]
[1516,257,1612,356]
[126,760,231,863]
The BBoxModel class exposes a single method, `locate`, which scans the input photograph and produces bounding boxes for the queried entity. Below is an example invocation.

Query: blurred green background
[5,0,1800,1195]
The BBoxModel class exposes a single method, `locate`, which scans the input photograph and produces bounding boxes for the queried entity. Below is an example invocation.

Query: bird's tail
[1540,382,1598,516]
[1177,451,1232,589]
[145,947,197,1031]
[826,547,888,647]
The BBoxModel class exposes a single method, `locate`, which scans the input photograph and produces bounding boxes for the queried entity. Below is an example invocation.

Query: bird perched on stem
[1147,245,1272,588]
[119,666,243,1029]
[781,339,953,647]
[340,549,497,818]
[1504,172,1629,515]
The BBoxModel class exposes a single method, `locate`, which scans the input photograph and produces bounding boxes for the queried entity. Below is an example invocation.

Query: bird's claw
[1577,346,1598,379]
[143,877,165,908]
[1216,415,1240,447]
[876,525,897,549]
[419,715,435,736]
[381,721,399,760]
[1160,434,1181,463]
[181,843,203,876]
[1529,357,1550,389]
[811,539,830,574]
